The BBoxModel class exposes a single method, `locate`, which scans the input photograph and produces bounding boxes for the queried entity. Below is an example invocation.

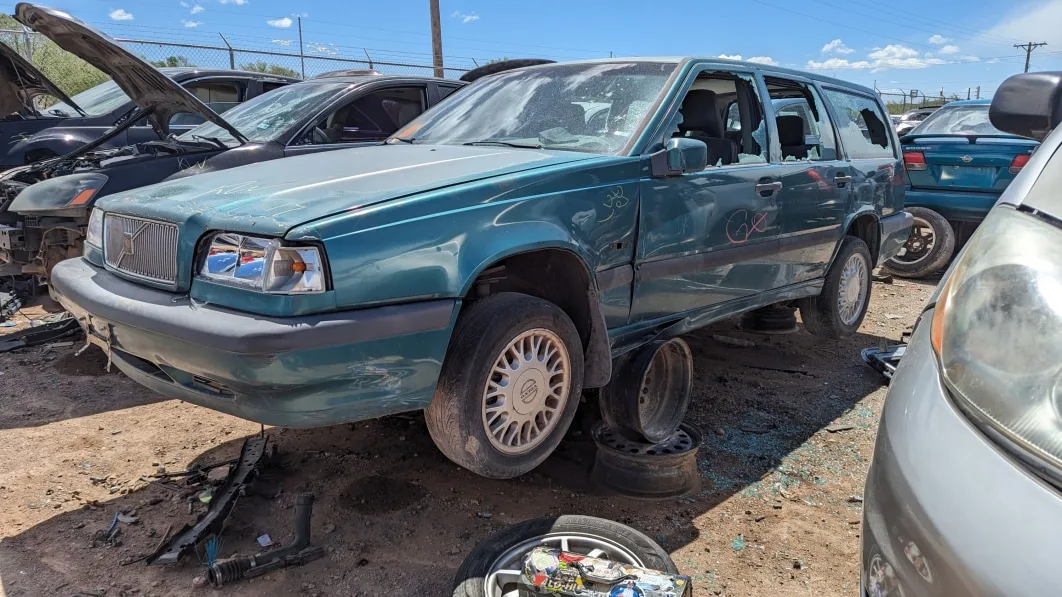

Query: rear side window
[822,89,893,159]
[438,85,462,100]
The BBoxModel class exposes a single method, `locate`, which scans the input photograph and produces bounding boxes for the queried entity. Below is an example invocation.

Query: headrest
[776,115,805,146]
[680,89,723,136]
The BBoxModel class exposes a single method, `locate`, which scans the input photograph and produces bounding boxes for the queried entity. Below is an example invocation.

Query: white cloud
[109,8,134,20]
[987,57,1001,64]
[272,39,293,46]
[821,38,854,54]
[808,44,945,71]
[218,0,248,5]
[928,34,951,45]
[989,0,1062,47]
[181,19,201,27]
[267,16,293,28]
[190,3,204,13]
[451,10,479,23]
[179,1,189,6]
[939,44,960,55]
[717,54,743,60]
[747,56,778,65]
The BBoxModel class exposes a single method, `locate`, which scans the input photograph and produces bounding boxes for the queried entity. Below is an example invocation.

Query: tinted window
[437,85,461,100]
[822,89,892,159]
[187,82,241,103]
[299,85,426,144]
[263,81,290,93]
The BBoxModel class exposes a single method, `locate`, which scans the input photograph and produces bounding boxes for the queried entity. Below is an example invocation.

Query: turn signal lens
[903,151,927,171]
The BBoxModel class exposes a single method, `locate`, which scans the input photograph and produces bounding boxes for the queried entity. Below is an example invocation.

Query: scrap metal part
[591,422,702,500]
[861,333,911,382]
[517,546,692,596]
[0,289,21,322]
[146,436,267,565]
[0,313,79,352]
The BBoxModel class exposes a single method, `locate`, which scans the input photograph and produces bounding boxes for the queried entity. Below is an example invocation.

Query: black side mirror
[651,137,708,177]
[990,72,1062,141]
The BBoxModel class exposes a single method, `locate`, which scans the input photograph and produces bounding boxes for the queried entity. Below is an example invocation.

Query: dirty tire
[800,236,872,338]
[425,292,584,479]
[882,207,955,279]
[452,515,677,597]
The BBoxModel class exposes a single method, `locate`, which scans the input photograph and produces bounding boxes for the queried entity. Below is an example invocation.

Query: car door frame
[627,61,792,324]
[283,79,432,156]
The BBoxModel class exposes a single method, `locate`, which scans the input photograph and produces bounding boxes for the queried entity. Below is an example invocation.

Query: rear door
[761,75,850,284]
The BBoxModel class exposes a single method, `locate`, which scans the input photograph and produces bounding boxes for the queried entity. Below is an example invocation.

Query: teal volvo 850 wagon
[50,58,911,479]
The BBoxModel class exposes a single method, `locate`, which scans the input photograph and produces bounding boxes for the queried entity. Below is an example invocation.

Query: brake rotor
[591,422,702,500]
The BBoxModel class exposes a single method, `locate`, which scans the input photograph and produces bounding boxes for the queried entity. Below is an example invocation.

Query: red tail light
[1009,153,1030,175]
[903,151,927,171]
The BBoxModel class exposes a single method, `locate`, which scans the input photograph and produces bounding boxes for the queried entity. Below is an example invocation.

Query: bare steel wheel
[426,293,584,479]
[482,329,571,455]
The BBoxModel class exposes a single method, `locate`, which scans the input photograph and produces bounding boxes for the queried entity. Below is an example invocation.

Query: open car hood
[14,3,246,141]
[0,39,83,117]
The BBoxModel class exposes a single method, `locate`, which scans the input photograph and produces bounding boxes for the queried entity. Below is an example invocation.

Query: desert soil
[0,276,935,597]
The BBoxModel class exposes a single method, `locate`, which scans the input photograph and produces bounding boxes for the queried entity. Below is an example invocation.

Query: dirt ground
[0,276,936,597]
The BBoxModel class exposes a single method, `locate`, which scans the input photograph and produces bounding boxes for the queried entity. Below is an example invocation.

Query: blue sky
[8,0,1062,97]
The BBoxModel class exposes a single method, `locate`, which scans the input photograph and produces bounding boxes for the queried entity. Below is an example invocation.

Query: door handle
[755,181,782,196]
[834,173,852,187]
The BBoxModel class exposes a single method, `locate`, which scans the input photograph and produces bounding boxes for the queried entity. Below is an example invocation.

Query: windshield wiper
[462,139,542,149]
[190,134,229,150]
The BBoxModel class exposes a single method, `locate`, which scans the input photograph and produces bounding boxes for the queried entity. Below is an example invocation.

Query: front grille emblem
[117,223,148,264]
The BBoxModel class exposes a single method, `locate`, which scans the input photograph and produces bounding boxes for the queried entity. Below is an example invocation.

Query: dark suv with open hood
[0,4,466,279]
[0,4,297,169]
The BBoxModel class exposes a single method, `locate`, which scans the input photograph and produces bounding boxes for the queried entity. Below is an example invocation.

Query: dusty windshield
[179,81,348,145]
[47,80,130,117]
[913,105,1009,136]
[396,61,677,154]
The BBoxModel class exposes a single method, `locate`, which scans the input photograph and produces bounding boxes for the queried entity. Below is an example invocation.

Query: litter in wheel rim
[591,422,702,500]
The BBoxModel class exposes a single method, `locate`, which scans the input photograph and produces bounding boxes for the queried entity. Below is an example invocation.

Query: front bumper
[877,210,913,265]
[49,258,459,427]
[861,310,1062,596]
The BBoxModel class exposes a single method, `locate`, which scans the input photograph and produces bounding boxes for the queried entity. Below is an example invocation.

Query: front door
[630,68,783,323]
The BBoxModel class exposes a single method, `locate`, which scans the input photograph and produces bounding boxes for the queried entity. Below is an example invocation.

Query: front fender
[6,129,101,163]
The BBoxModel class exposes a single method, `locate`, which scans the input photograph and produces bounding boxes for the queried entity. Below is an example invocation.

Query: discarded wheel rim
[740,305,799,335]
[600,338,693,444]
[591,422,702,500]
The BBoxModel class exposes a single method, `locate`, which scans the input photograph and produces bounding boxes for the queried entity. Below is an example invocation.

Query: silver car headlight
[198,232,326,294]
[932,205,1062,472]
[86,208,104,248]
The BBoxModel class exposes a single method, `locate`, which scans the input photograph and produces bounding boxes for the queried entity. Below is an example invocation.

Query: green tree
[0,14,109,103]
[240,61,301,78]
[149,55,196,68]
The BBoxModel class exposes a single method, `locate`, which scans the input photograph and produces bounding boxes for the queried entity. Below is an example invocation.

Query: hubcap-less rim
[483,533,644,597]
[892,216,935,265]
[482,329,570,455]
[838,252,869,326]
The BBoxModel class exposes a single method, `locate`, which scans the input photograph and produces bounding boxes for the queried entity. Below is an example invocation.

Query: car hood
[0,40,82,118]
[99,144,599,237]
[14,3,244,141]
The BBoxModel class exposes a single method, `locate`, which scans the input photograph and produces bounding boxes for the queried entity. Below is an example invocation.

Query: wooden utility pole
[298,16,306,79]
[429,0,444,77]
[1014,42,1047,73]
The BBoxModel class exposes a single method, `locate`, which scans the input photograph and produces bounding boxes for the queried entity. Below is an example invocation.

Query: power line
[842,0,1027,45]
[1014,42,1048,72]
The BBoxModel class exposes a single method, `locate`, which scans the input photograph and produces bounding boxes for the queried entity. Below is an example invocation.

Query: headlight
[198,232,326,294]
[932,205,1062,472]
[86,208,104,247]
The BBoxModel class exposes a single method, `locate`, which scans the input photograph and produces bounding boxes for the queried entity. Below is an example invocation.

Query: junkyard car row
[3,1,1062,595]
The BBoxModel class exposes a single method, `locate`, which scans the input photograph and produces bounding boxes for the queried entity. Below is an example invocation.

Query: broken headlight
[932,205,1062,475]
[198,232,325,294]
[85,208,104,248]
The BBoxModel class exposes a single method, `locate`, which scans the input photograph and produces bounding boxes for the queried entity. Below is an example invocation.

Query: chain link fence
[877,90,973,115]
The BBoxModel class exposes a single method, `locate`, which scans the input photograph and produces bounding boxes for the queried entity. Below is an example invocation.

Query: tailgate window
[822,89,893,159]
[914,104,1005,136]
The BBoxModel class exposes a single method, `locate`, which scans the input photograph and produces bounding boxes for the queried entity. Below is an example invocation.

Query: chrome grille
[103,214,179,284]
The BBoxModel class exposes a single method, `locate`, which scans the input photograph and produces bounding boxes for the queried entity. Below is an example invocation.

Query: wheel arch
[461,243,612,389]
[843,209,880,266]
